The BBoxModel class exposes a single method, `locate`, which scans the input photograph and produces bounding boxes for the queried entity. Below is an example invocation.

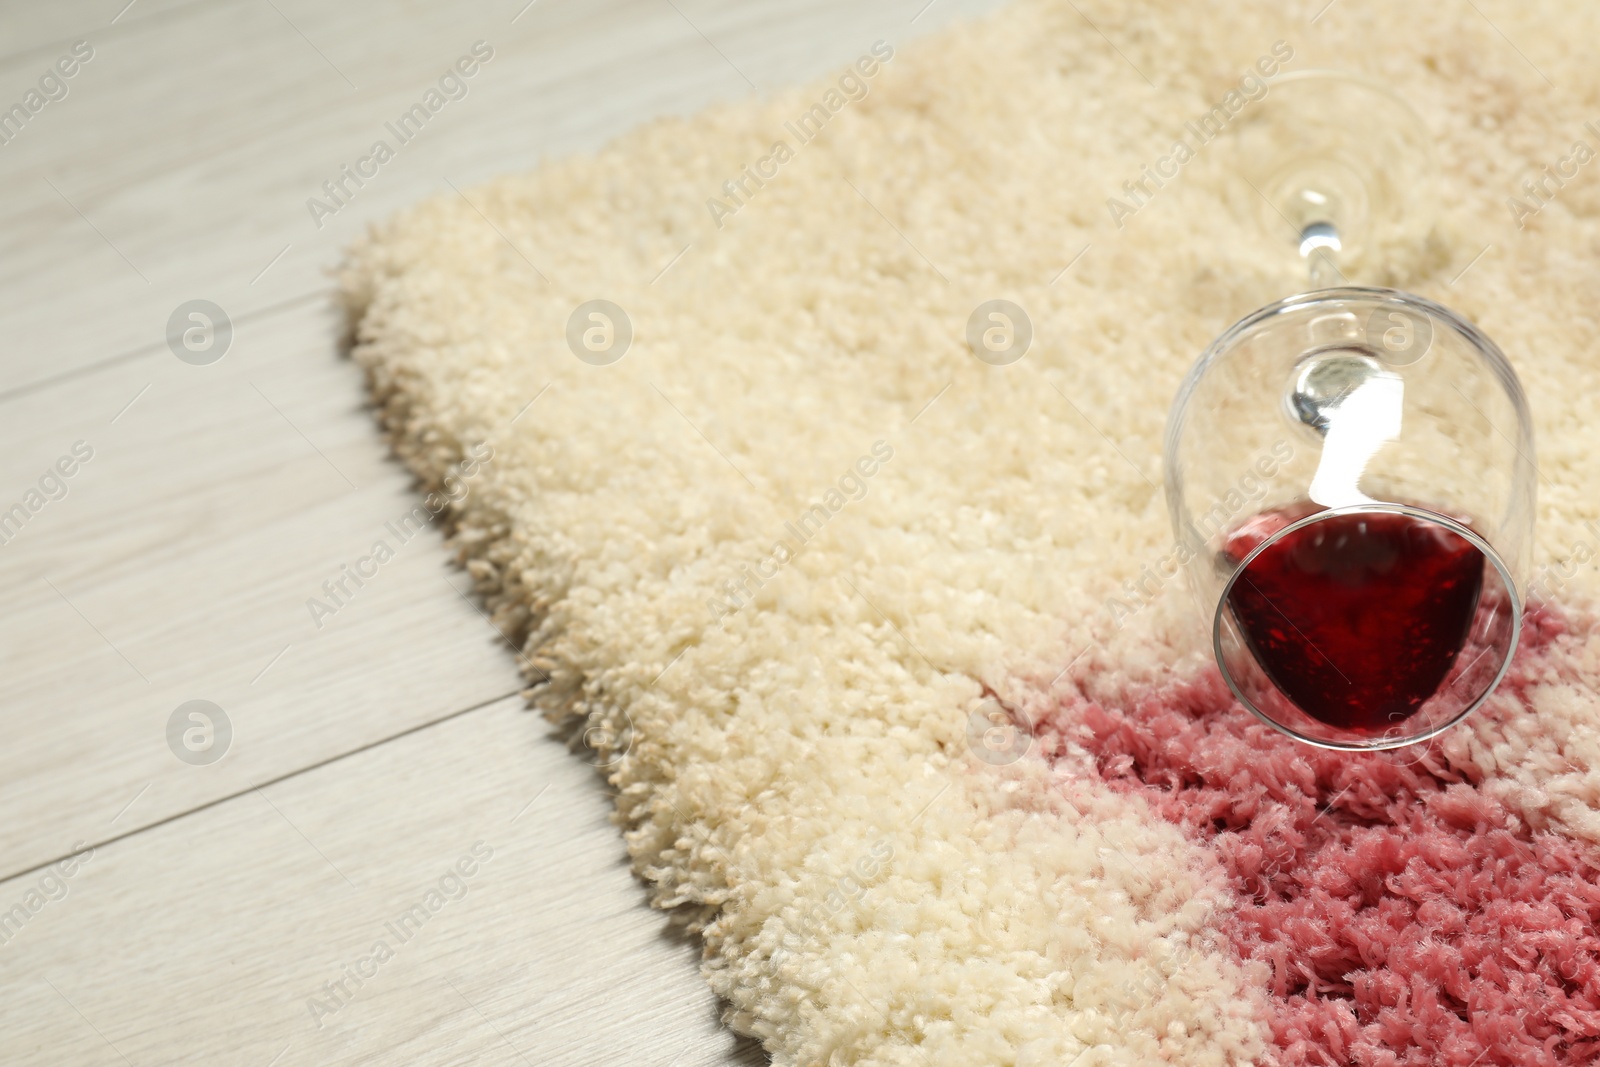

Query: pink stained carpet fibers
[1036,611,1600,1066]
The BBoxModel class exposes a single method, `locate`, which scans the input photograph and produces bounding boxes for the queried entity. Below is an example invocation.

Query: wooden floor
[0,1,996,1062]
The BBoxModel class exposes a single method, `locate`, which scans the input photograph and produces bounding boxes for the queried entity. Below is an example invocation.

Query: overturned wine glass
[1164,72,1536,750]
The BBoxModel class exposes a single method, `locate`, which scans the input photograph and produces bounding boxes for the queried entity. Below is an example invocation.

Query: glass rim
[1210,500,1523,751]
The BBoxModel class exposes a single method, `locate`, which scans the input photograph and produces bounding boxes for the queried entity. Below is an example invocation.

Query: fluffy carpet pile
[1042,610,1600,1065]
[342,0,1600,1062]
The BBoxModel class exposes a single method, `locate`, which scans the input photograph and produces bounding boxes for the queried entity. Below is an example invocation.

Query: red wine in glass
[1222,506,1486,734]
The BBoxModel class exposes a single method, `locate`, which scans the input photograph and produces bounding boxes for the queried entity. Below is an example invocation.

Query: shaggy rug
[342,1,1600,1063]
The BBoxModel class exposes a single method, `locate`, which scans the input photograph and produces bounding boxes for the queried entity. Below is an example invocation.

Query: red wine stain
[1224,508,1485,734]
[1027,605,1594,1067]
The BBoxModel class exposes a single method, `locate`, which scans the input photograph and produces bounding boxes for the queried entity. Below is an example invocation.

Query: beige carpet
[342,2,1600,1063]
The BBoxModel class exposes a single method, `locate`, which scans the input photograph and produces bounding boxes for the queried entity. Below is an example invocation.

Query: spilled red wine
[1223,506,1485,734]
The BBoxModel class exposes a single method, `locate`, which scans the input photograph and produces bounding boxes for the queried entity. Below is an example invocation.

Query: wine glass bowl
[1165,288,1534,749]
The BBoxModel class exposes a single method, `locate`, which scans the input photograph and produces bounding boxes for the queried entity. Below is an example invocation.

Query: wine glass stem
[1307,248,1340,288]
